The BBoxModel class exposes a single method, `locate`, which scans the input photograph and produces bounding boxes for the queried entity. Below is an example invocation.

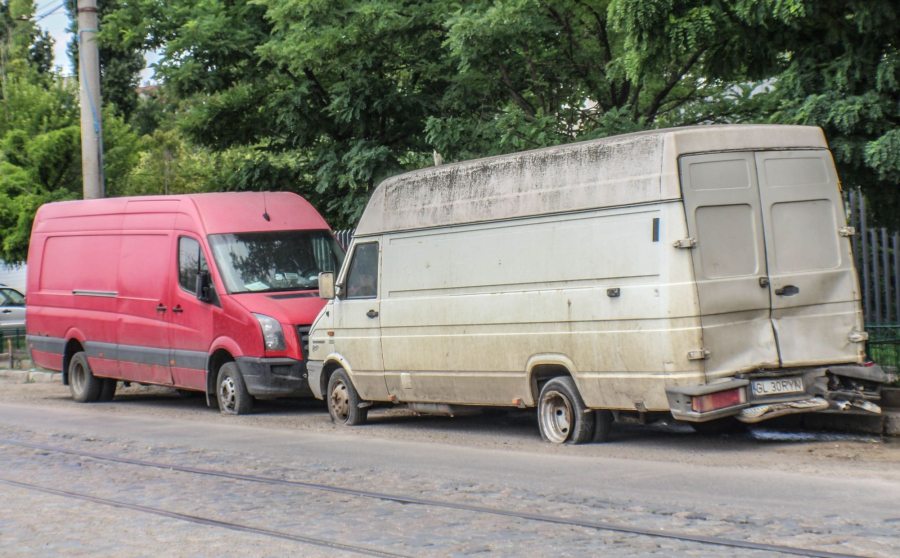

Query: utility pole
[77,0,104,199]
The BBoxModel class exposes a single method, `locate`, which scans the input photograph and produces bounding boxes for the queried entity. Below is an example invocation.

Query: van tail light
[692,388,746,413]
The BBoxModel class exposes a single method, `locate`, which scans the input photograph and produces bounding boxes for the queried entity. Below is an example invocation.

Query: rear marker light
[692,388,746,413]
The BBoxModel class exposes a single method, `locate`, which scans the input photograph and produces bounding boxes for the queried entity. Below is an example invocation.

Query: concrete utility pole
[77,0,104,199]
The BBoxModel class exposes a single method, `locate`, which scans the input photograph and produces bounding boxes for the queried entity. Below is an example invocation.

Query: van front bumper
[666,363,889,423]
[235,357,312,398]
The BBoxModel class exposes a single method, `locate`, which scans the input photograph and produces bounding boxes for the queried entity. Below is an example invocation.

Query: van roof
[355,124,828,236]
[33,192,330,235]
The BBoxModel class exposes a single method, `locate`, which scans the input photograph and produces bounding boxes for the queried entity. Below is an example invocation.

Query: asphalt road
[1,382,899,557]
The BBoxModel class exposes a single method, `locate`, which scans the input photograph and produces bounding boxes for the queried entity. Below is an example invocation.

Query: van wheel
[593,410,614,443]
[216,363,253,415]
[538,377,595,444]
[68,352,102,403]
[97,379,117,402]
[327,369,368,426]
[690,417,744,436]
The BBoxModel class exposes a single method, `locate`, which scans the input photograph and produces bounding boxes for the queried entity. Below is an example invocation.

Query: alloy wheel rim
[219,376,236,412]
[330,381,350,422]
[541,390,573,443]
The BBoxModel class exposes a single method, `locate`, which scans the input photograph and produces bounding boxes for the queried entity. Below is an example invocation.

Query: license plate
[751,377,804,397]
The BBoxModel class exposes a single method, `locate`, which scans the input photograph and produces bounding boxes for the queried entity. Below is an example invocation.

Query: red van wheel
[216,363,253,415]
[69,352,102,403]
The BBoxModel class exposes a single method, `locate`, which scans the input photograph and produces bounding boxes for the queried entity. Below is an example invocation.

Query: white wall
[0,262,27,293]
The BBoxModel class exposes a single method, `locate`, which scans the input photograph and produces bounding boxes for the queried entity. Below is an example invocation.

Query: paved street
[1,382,899,557]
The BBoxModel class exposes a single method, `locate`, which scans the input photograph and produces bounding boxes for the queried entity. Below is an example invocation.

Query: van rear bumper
[235,357,312,398]
[666,363,889,423]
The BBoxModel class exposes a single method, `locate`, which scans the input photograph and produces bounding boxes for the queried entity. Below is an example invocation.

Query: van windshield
[208,231,345,294]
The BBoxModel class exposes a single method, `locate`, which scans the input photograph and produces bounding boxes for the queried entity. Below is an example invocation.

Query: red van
[25,192,344,414]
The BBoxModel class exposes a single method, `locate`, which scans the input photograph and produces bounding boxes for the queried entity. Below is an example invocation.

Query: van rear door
[680,150,862,376]
[754,150,863,366]
[679,153,781,378]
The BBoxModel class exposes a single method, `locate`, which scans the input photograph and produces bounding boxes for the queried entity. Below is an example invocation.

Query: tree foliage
[103,0,785,227]
[740,0,900,227]
[0,1,141,262]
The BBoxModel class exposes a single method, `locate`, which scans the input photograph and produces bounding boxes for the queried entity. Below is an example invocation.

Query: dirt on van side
[1,380,899,482]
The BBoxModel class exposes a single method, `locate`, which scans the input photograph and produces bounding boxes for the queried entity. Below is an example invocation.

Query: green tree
[105,0,777,227]
[737,1,900,227]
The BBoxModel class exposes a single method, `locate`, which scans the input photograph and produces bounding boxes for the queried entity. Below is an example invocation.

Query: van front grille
[296,325,311,359]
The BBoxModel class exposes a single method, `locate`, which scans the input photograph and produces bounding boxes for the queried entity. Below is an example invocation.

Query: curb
[0,369,60,384]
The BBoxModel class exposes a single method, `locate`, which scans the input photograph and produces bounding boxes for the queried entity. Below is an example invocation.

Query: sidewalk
[0,369,60,384]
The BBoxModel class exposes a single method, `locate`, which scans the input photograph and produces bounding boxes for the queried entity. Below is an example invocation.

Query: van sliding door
[754,150,863,366]
[679,153,781,378]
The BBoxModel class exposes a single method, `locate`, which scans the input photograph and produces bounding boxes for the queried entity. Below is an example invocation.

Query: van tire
[592,410,614,443]
[97,379,117,402]
[216,363,253,415]
[537,377,595,444]
[68,352,102,403]
[327,369,368,426]
[690,417,744,436]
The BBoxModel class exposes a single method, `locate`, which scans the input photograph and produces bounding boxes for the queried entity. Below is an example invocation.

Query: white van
[307,125,888,444]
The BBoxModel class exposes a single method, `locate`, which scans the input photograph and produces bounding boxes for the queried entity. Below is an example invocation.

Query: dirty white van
[307,125,888,444]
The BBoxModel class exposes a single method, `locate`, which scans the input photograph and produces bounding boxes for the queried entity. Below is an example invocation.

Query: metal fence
[847,191,900,372]
[334,229,355,250]
[0,328,26,351]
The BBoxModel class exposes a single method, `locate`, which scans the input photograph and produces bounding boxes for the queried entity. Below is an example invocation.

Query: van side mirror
[195,271,212,303]
[318,272,335,300]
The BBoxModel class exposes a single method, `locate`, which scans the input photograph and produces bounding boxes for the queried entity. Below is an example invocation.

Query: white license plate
[751,377,804,396]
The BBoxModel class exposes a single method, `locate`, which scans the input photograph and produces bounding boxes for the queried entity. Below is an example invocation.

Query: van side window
[178,237,209,294]
[345,243,378,299]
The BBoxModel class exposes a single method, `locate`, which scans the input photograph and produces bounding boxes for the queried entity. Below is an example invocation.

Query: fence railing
[334,229,355,250]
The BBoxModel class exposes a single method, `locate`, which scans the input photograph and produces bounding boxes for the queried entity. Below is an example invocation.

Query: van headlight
[253,313,286,351]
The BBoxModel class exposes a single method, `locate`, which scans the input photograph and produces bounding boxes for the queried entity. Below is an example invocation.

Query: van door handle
[156,304,167,312]
[775,285,799,296]
[759,277,769,288]
[366,310,379,319]
[172,306,183,313]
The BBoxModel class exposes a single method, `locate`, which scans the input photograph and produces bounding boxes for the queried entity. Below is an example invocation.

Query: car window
[0,288,23,306]
[178,237,209,294]
[345,243,378,299]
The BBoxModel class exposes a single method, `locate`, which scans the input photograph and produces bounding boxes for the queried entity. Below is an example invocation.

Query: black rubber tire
[97,378,117,402]
[690,417,745,436]
[592,410,614,443]
[216,363,253,415]
[68,352,102,403]
[326,369,368,426]
[537,377,595,445]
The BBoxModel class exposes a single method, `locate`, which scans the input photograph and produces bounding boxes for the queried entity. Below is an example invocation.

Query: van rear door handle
[775,285,799,296]
[366,310,379,319]
[156,304,167,312]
